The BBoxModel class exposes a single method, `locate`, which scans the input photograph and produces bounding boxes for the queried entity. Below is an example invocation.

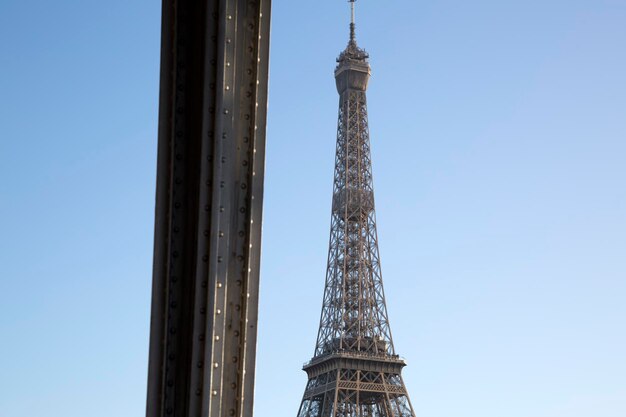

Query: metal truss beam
[146,1,271,416]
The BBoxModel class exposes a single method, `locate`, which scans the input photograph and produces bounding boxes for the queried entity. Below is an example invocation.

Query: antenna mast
[349,0,356,42]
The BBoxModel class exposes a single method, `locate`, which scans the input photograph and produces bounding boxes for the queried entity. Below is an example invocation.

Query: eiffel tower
[296,2,417,417]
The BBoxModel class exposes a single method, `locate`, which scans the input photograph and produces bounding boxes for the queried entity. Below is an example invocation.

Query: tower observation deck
[296,2,417,417]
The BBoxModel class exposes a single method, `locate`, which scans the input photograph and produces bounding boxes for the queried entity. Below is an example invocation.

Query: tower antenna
[349,0,356,42]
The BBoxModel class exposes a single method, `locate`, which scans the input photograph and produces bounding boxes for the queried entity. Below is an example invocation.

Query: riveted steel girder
[146,1,271,417]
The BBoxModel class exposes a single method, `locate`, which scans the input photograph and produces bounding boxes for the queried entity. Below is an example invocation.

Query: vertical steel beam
[146,1,271,416]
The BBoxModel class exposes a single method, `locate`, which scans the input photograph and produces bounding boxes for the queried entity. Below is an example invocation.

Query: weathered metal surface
[146,1,271,416]
[296,4,417,416]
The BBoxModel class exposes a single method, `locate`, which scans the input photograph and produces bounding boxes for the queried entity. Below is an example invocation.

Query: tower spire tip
[337,0,368,64]
[349,0,356,43]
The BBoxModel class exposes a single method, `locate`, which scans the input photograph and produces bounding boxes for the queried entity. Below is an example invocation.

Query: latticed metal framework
[296,4,417,417]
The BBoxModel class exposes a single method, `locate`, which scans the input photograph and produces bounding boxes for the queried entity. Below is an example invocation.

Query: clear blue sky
[1,1,625,416]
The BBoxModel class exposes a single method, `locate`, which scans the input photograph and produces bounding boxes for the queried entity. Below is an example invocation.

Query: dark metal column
[146,1,271,416]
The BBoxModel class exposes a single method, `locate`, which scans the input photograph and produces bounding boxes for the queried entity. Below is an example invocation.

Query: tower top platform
[335,33,370,92]
[335,0,370,93]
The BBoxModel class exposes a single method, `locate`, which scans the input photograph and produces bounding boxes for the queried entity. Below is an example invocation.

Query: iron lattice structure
[296,9,417,417]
